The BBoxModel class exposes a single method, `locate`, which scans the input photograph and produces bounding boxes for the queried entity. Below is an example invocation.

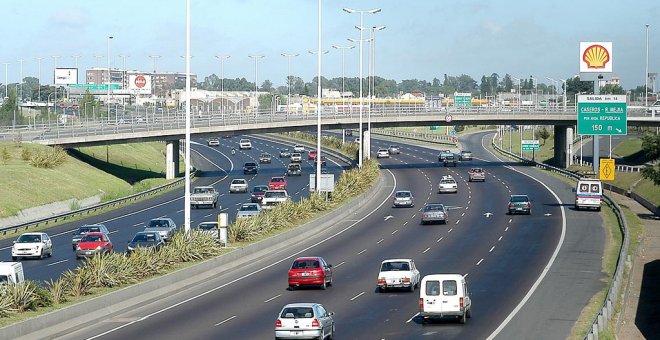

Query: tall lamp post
[511,76,521,110]
[36,57,43,101]
[148,55,161,99]
[546,77,558,106]
[107,36,113,123]
[343,6,381,168]
[2,62,8,99]
[364,25,385,159]
[215,55,230,118]
[313,0,323,193]
[646,24,650,108]
[281,53,299,116]
[331,44,354,116]
[248,55,264,112]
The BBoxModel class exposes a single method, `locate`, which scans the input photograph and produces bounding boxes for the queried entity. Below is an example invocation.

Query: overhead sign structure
[521,140,540,151]
[128,74,152,94]
[580,42,613,73]
[577,95,627,135]
[54,68,78,85]
[68,84,120,91]
[599,158,615,181]
[454,93,472,108]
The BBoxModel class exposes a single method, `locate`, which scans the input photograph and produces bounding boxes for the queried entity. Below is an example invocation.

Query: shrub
[47,278,68,305]
[7,281,37,312]
[20,147,31,161]
[1,148,10,164]
[29,146,67,168]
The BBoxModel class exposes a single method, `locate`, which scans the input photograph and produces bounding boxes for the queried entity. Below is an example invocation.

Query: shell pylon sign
[580,42,613,73]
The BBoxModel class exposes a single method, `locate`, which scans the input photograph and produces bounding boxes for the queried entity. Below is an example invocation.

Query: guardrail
[370,128,456,146]
[489,135,628,340]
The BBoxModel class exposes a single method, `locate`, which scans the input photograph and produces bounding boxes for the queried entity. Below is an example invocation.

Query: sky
[2,0,659,90]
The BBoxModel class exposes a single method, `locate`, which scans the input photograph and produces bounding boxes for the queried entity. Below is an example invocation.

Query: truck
[190,186,219,209]
[0,262,25,287]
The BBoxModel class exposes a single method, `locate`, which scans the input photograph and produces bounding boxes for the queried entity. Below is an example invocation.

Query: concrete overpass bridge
[5,106,659,178]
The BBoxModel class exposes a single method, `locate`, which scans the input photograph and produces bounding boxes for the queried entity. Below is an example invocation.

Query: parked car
[377,259,421,292]
[508,194,532,215]
[251,185,269,203]
[239,139,252,150]
[275,303,335,340]
[75,232,113,259]
[419,274,472,324]
[393,190,415,208]
[259,153,272,164]
[261,190,290,209]
[459,150,473,161]
[291,153,302,162]
[144,217,178,242]
[236,203,263,219]
[287,162,302,176]
[11,232,53,260]
[308,150,318,160]
[127,231,165,254]
[438,175,458,193]
[388,145,401,154]
[72,224,110,250]
[293,145,305,153]
[420,203,448,225]
[207,137,220,146]
[376,149,390,158]
[287,256,333,290]
[229,179,249,193]
[279,148,292,158]
[243,162,258,175]
[269,176,288,190]
[468,168,485,182]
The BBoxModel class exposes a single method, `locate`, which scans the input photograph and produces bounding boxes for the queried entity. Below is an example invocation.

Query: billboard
[54,68,78,85]
[128,74,152,94]
[580,42,613,73]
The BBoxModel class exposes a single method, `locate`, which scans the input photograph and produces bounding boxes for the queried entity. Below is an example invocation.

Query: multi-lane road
[26,131,604,340]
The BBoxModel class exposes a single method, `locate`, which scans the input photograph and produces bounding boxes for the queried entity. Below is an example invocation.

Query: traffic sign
[577,95,627,135]
[454,93,472,108]
[521,140,540,151]
[451,130,457,137]
[68,84,120,91]
[445,114,452,122]
[599,158,615,181]
[430,126,439,130]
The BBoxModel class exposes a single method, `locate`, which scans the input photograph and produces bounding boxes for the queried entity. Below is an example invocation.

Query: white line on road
[334,261,345,268]
[508,219,512,223]
[350,292,365,301]
[423,247,431,253]
[448,228,453,233]
[461,212,465,217]
[263,294,281,303]
[377,239,384,244]
[214,315,237,326]
[176,209,184,213]
[406,312,420,323]
[489,246,495,253]
[392,230,398,235]
[357,249,367,255]
[498,236,503,241]
[108,230,118,234]
[476,258,484,266]
[437,237,443,243]
[132,223,142,227]
[467,200,471,205]
[465,206,469,210]
[403,221,409,226]
[455,220,460,225]
[505,226,509,232]
[47,259,68,267]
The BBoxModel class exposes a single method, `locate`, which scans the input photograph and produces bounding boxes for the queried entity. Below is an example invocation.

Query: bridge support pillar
[554,126,570,168]
[363,129,371,160]
[166,140,180,179]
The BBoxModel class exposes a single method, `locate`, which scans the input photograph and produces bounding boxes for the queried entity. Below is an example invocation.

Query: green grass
[612,138,643,161]
[499,129,555,163]
[385,125,495,136]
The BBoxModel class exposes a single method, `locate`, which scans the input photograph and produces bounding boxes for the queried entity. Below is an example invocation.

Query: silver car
[72,224,110,250]
[236,203,263,219]
[275,303,335,340]
[420,203,448,225]
[143,218,178,242]
[229,179,249,193]
[393,190,415,208]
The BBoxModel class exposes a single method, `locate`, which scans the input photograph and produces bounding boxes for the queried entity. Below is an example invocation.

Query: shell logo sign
[580,42,612,73]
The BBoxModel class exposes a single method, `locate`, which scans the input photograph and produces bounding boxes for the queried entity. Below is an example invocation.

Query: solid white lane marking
[392,230,398,235]
[377,239,384,244]
[350,292,365,301]
[334,261,345,268]
[263,294,281,303]
[214,315,237,326]
[423,247,431,253]
[406,312,420,323]
[437,237,443,243]
[47,259,68,267]
[476,258,484,266]
[489,246,495,253]
[358,249,367,255]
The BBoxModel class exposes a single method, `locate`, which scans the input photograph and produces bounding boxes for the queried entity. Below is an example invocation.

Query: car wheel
[11,256,17,261]
[288,284,295,291]
[72,245,76,251]
[49,248,53,257]
[317,329,324,340]
[377,287,384,293]
[466,307,472,318]
[328,277,333,287]
[39,249,45,259]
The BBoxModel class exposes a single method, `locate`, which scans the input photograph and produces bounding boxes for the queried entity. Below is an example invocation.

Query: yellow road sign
[599,158,615,181]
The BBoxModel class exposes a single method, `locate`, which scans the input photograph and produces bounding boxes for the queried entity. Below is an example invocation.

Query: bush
[29,146,67,168]
[20,147,31,161]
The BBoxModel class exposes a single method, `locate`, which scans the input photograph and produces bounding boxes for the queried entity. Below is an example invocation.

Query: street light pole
[363,25,385,159]
[315,0,323,193]
[107,36,113,122]
[646,24,650,107]
[215,55,230,118]
[331,45,354,116]
[344,7,381,168]
[184,0,192,233]
[17,59,23,101]
[36,57,43,101]
[281,53,299,115]
[248,55,264,112]
[2,62,8,99]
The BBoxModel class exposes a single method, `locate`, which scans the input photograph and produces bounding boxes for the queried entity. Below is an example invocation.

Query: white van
[575,179,602,211]
[0,262,25,287]
[419,274,472,324]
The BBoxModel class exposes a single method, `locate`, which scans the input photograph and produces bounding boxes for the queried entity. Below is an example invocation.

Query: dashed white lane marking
[403,221,409,226]
[423,247,431,253]
[350,292,365,301]
[464,273,470,278]
[176,209,184,213]
[508,219,513,223]
[406,312,420,323]
[476,258,484,266]
[357,249,367,255]
[132,223,142,227]
[505,226,509,232]
[411,214,416,219]
[108,230,118,235]
[377,239,384,244]
[448,228,453,233]
[498,236,503,241]
[437,237,443,243]
[214,315,237,326]
[465,206,469,210]
[455,220,460,225]
[334,261,345,268]
[263,294,281,303]
[489,246,495,253]
[204,214,213,218]
[461,212,466,217]
[467,200,471,205]
[47,259,68,266]
[392,230,398,235]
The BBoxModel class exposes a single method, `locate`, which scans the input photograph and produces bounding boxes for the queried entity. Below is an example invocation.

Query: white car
[376,149,390,158]
[261,190,290,209]
[207,137,220,146]
[275,303,335,340]
[11,232,53,260]
[239,139,252,150]
[229,179,249,193]
[290,153,302,162]
[293,145,305,153]
[377,259,421,292]
[438,175,458,194]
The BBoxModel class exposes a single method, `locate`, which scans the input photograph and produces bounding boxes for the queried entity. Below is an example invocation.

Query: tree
[535,127,551,145]
[261,80,274,93]
[601,84,625,95]
[641,134,660,185]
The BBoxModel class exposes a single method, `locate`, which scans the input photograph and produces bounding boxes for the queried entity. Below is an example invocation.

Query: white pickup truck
[376,258,421,292]
[190,186,219,209]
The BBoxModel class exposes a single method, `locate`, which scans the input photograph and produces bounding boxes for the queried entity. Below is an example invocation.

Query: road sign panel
[430,126,439,130]
[445,114,452,122]
[521,139,540,151]
[68,84,120,91]
[599,158,615,181]
[454,93,472,108]
[577,95,627,135]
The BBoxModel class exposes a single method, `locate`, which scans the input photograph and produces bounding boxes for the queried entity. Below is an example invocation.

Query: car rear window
[197,223,217,230]
[511,196,529,203]
[281,307,314,319]
[81,235,103,242]
[443,280,458,296]
[80,226,101,233]
[292,260,320,269]
[395,192,411,198]
[381,262,410,271]
[425,205,444,211]
[426,280,440,296]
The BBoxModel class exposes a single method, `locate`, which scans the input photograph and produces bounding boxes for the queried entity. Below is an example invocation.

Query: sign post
[577,95,627,135]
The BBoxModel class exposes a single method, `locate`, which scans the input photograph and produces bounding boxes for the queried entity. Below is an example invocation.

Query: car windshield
[81,234,103,242]
[281,307,314,319]
[395,191,411,198]
[240,204,258,211]
[253,186,267,193]
[381,261,410,271]
[197,223,217,231]
[292,260,320,269]
[17,234,41,243]
[511,196,529,203]
[148,220,169,228]
[425,205,445,211]
[133,233,157,242]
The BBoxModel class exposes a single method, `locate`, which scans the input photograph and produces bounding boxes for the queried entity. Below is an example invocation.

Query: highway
[52,132,592,339]
[0,135,348,283]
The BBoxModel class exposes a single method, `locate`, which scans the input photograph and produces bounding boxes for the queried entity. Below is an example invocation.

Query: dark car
[243,162,258,175]
[279,148,292,158]
[508,195,532,215]
[344,129,353,136]
[127,231,165,254]
[443,154,458,167]
[251,185,269,203]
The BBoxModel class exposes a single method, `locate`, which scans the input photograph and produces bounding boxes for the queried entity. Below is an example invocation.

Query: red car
[75,232,113,259]
[308,150,318,160]
[268,176,288,190]
[288,256,333,290]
